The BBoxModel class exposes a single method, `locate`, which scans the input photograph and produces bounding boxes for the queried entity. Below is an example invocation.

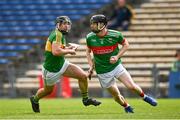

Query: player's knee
[45,88,53,95]
[79,73,88,81]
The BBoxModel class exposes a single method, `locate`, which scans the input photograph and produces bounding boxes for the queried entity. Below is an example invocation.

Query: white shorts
[42,60,70,86]
[97,64,127,88]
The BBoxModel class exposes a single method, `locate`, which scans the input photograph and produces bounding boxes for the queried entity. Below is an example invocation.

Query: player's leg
[30,85,54,113]
[30,66,59,113]
[107,84,134,113]
[117,70,157,106]
[33,85,54,102]
[63,63,101,106]
[117,71,144,96]
[97,71,133,113]
[63,63,88,98]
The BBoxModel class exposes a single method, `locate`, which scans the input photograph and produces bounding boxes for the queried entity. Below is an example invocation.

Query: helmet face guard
[90,14,107,33]
[55,16,72,34]
[90,22,106,33]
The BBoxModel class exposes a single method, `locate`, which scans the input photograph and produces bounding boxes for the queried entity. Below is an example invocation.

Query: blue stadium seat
[0,21,54,27]
[0,39,43,45]
[1,4,102,10]
[1,15,81,21]
[0,21,18,26]
[0,27,8,31]
[0,32,11,36]
[0,52,21,58]
[39,31,50,36]
[0,0,112,37]
[0,0,111,5]
[0,59,10,65]
[1,10,91,16]
[0,45,32,51]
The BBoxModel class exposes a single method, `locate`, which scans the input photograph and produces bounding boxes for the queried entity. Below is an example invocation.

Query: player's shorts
[42,60,70,86]
[97,64,127,88]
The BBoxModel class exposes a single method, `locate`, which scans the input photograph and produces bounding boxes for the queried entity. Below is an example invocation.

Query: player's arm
[52,42,76,56]
[86,46,94,69]
[86,46,94,79]
[110,39,129,64]
[116,39,129,58]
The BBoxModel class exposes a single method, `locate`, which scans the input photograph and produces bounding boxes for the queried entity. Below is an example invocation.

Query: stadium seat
[0,52,22,60]
[0,39,43,45]
[0,45,32,51]
[1,4,102,10]
[0,0,112,37]
[0,0,111,4]
[0,59,10,65]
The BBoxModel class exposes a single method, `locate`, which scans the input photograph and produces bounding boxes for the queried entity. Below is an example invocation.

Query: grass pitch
[0,98,179,119]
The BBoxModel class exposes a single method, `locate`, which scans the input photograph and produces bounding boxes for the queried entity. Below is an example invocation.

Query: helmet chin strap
[92,23,105,33]
[56,23,61,31]
[98,23,106,31]
[56,23,68,35]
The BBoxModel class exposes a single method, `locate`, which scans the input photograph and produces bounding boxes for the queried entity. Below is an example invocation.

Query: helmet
[90,14,107,25]
[90,14,107,33]
[55,16,72,34]
[55,16,71,25]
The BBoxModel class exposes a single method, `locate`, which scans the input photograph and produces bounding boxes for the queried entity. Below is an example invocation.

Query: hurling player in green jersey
[171,49,180,72]
[30,16,101,113]
[86,14,157,113]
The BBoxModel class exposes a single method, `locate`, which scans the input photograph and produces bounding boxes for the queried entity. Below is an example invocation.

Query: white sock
[143,94,147,99]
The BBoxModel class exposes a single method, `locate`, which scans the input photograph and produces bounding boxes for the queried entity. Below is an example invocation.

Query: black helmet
[55,16,71,25]
[90,14,107,26]
[90,14,107,33]
[55,16,72,34]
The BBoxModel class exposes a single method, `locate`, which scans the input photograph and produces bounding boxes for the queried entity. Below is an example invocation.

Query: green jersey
[86,29,125,74]
[43,29,66,72]
[171,60,180,72]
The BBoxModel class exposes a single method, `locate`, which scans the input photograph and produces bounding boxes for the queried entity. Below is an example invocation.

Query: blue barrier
[168,71,180,98]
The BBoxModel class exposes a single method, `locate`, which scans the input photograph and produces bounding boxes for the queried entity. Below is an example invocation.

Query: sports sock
[33,95,39,103]
[81,92,88,100]
[122,101,129,108]
[143,94,147,99]
[139,91,145,98]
